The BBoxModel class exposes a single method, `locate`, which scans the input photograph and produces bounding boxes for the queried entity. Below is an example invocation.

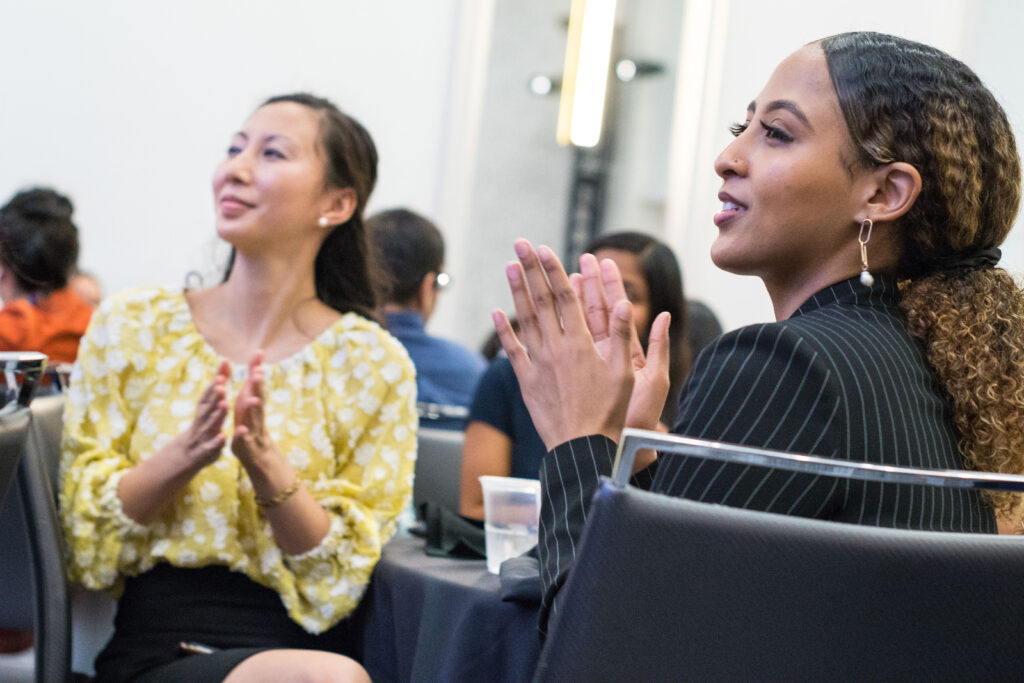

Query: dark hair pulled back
[0,187,80,294]
[821,32,1024,517]
[224,93,383,320]
[366,208,445,304]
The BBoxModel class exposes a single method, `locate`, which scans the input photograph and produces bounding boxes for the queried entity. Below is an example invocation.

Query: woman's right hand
[175,359,231,467]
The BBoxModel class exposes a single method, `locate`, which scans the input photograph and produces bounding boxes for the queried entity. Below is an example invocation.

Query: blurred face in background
[593,248,651,336]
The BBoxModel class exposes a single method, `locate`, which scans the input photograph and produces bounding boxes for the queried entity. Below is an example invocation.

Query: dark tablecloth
[357,536,541,682]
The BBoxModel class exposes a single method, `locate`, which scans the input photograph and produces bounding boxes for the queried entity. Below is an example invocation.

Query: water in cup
[484,522,538,574]
[479,475,541,574]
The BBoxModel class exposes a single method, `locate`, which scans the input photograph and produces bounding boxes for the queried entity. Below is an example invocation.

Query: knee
[298,653,370,683]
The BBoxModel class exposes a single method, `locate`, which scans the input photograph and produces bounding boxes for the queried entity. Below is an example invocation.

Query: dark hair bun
[6,189,74,222]
[0,187,80,293]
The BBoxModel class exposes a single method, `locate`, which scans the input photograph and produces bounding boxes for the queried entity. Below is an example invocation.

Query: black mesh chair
[20,395,70,682]
[0,403,32,517]
[0,354,68,683]
[535,429,1024,682]
[413,426,465,514]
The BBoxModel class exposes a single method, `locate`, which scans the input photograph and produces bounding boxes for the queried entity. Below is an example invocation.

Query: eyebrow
[231,131,295,148]
[747,99,814,130]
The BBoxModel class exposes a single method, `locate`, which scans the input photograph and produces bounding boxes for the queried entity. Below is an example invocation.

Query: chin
[709,245,758,277]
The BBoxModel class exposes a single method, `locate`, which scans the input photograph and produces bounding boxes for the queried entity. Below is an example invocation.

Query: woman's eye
[728,121,749,137]
[759,121,794,143]
[226,145,242,156]
[263,148,285,159]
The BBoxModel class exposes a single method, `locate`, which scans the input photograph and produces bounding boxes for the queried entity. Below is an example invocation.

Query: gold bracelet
[254,479,300,509]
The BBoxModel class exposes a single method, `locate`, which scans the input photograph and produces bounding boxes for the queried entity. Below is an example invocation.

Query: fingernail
[537,245,554,263]
[491,311,504,328]
[506,263,520,281]
[514,240,530,258]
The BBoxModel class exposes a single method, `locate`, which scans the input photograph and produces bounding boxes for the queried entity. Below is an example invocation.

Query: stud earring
[858,218,874,287]
[318,216,330,228]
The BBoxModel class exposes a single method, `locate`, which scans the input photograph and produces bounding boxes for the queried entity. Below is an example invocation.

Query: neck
[218,251,321,347]
[383,303,422,316]
[762,256,865,320]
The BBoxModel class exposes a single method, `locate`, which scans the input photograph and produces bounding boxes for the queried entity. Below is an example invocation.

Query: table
[356,536,541,682]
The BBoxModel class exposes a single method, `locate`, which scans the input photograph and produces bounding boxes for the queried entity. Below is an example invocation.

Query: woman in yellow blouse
[60,94,417,682]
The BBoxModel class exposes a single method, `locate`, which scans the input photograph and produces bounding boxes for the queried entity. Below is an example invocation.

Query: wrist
[244,449,294,500]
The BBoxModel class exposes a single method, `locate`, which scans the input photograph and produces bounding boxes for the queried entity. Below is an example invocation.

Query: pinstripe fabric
[537,275,996,633]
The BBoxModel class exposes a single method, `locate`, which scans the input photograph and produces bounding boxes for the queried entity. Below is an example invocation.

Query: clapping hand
[231,350,274,466]
[492,239,671,451]
[181,360,230,467]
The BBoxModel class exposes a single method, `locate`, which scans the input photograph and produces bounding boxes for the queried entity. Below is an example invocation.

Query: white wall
[0,0,461,294]
[3,0,1023,347]
[663,0,1024,332]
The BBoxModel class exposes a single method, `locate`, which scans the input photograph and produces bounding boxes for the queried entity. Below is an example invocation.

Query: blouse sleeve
[270,326,419,632]
[59,293,150,590]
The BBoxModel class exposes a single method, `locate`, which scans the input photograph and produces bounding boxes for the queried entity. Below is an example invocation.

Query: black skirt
[93,563,361,683]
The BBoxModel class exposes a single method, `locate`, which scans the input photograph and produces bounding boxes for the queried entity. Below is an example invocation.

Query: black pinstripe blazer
[537,275,996,633]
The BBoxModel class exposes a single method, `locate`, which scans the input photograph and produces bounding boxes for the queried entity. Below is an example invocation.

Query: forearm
[117,438,207,525]
[538,433,617,634]
[246,450,330,555]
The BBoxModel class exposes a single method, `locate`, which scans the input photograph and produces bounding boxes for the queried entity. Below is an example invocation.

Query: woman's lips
[219,196,254,217]
[714,198,747,227]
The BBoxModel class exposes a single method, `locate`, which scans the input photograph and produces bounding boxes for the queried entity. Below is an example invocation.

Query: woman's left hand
[231,350,276,466]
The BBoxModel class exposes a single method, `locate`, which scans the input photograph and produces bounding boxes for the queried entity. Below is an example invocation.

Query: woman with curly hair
[491,31,1024,631]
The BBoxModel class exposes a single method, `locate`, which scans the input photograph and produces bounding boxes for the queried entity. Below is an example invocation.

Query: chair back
[535,430,1024,681]
[18,395,70,682]
[413,427,465,513]
[0,406,30,508]
[416,401,470,431]
[0,406,31,521]
[0,353,46,506]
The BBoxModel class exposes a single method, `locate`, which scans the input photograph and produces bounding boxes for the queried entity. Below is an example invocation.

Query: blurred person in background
[368,208,486,428]
[69,269,103,308]
[0,187,93,363]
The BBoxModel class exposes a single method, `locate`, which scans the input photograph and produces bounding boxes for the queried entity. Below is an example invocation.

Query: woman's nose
[714,136,748,179]
[221,150,254,185]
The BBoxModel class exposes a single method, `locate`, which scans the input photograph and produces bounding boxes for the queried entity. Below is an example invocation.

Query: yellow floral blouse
[60,286,418,633]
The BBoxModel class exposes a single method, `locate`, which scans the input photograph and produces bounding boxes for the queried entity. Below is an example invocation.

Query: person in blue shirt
[368,208,486,428]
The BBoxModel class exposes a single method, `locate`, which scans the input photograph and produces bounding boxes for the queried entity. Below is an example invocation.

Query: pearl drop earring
[858,218,874,287]
[318,217,330,228]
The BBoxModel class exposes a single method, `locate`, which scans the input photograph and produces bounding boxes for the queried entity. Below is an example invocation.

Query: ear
[862,161,922,223]
[320,187,358,227]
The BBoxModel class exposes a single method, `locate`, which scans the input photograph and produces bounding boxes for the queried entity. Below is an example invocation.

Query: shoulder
[93,286,184,324]
[80,286,187,361]
[422,333,486,370]
[322,312,416,385]
[479,356,517,391]
[0,300,33,347]
[682,321,836,420]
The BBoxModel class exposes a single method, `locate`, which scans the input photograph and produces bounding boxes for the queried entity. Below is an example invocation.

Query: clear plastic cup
[479,475,541,574]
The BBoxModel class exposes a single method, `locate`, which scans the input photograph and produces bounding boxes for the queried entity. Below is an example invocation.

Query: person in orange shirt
[0,187,93,655]
[0,187,93,363]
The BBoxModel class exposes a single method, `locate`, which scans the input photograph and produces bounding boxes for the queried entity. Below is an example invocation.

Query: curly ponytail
[902,270,1024,517]
[822,32,1024,516]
